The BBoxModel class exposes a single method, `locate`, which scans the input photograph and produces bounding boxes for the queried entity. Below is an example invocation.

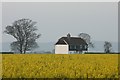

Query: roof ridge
[61,36,82,38]
[56,36,87,45]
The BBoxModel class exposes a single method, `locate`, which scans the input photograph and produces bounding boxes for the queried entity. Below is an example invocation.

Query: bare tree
[78,33,94,48]
[4,18,41,54]
[104,41,112,53]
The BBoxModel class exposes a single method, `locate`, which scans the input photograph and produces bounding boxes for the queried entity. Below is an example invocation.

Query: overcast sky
[2,2,118,43]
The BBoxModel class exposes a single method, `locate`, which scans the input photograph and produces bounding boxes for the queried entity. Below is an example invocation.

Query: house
[55,33,88,54]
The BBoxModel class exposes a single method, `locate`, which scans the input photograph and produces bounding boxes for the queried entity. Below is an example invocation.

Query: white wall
[55,45,68,54]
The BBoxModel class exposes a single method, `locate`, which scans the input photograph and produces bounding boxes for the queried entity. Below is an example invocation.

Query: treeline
[0,52,14,54]
[84,52,119,54]
[1,52,119,54]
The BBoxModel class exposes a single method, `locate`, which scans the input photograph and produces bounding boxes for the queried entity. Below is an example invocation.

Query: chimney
[67,33,71,40]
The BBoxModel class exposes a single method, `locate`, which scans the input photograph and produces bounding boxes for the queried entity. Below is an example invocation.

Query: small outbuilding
[55,34,88,54]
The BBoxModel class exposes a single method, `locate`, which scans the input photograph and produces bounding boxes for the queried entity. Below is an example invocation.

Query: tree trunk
[23,50,26,54]
[20,47,22,54]
[20,50,22,54]
[23,41,28,54]
[20,41,23,54]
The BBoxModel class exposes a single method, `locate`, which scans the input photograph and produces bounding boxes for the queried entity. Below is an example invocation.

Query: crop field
[2,54,119,78]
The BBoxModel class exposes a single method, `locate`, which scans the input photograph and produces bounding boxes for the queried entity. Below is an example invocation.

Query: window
[80,45,82,49]
[85,45,88,49]
[70,45,75,50]
[74,45,76,49]
[76,45,79,50]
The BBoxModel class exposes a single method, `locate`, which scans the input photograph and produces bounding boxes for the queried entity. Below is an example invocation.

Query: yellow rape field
[2,54,119,78]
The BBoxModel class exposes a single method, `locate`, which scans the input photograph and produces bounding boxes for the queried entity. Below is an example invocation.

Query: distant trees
[78,33,94,49]
[104,41,112,53]
[4,18,41,54]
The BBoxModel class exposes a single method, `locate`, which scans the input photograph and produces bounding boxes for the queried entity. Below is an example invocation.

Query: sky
[0,2,2,52]
[2,2,118,43]
[1,0,119,2]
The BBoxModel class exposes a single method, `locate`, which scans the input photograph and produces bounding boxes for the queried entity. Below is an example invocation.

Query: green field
[2,54,119,78]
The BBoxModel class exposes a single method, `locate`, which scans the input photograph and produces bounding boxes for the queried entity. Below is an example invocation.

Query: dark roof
[55,37,87,45]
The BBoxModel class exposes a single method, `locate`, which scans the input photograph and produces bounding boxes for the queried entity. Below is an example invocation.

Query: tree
[78,33,94,48]
[4,18,41,54]
[104,41,112,53]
